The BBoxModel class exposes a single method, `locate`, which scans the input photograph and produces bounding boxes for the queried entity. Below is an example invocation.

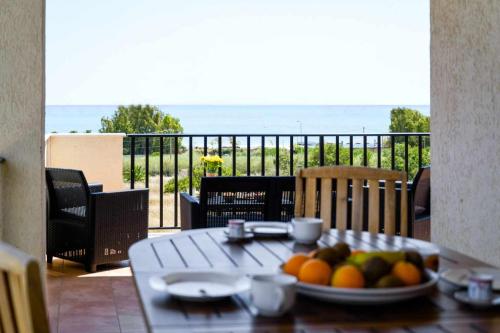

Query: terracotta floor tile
[59,300,117,317]
[58,314,120,333]
[46,257,147,333]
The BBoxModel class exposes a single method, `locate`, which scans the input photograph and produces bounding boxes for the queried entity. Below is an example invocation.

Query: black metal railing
[126,133,430,229]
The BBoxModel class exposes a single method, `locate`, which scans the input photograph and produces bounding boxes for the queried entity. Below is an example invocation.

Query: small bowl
[291,218,323,244]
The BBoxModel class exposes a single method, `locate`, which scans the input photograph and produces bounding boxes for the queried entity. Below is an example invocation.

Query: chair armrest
[90,189,149,238]
[88,183,104,193]
[180,192,200,230]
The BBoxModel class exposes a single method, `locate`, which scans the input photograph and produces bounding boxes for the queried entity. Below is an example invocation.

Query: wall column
[0,0,45,261]
[431,0,500,266]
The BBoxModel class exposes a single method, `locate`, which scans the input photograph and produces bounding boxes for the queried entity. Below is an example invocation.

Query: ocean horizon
[45,105,430,135]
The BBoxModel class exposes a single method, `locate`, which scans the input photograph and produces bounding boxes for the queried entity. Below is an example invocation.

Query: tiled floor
[46,258,147,333]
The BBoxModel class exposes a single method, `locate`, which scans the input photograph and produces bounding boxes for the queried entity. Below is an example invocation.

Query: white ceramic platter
[245,222,292,238]
[149,271,250,302]
[440,267,500,290]
[295,270,438,305]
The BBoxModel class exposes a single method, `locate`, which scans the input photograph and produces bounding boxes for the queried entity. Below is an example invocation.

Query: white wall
[0,0,45,261]
[431,0,500,267]
[45,134,126,191]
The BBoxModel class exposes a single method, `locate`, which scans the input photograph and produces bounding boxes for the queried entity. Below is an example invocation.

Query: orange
[298,259,332,285]
[331,264,365,288]
[392,261,421,286]
[283,253,310,277]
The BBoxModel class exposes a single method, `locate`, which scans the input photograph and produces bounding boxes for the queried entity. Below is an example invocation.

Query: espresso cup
[291,217,323,244]
[250,274,297,317]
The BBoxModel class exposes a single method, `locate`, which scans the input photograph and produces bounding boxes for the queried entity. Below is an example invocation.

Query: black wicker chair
[411,166,431,241]
[46,168,149,272]
[180,176,295,229]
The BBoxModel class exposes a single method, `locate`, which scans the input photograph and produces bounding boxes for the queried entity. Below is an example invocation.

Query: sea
[46,105,430,135]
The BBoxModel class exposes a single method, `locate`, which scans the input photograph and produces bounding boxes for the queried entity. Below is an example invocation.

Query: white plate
[245,222,292,237]
[294,270,438,305]
[440,267,500,290]
[149,271,250,302]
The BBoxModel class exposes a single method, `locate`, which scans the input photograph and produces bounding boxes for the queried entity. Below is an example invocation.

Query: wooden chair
[0,241,50,333]
[294,166,408,236]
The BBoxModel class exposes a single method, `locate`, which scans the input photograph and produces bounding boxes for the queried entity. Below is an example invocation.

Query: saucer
[454,291,500,308]
[223,230,254,242]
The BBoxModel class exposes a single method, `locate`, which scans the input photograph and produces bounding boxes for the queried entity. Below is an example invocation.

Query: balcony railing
[126,133,430,230]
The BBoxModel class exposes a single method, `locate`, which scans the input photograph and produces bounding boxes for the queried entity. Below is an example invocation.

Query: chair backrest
[411,166,431,216]
[0,242,50,333]
[46,168,90,219]
[198,176,295,228]
[295,166,408,236]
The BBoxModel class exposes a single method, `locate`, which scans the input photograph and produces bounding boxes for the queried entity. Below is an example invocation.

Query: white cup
[291,217,323,244]
[250,274,297,317]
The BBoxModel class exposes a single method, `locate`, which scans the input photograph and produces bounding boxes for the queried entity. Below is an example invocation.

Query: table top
[129,228,500,333]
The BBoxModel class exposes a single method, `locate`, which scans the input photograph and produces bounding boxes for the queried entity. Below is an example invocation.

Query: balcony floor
[47,258,147,333]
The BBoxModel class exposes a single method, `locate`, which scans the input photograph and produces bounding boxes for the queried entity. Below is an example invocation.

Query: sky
[46,0,430,106]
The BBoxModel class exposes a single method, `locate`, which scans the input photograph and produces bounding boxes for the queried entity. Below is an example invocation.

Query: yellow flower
[201,155,223,172]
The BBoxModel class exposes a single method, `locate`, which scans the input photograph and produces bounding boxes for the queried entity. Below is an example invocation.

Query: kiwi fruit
[315,248,342,266]
[332,242,351,259]
[361,257,391,284]
[405,251,424,270]
[375,274,404,288]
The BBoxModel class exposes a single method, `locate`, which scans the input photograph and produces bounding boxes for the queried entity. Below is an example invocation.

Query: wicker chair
[411,166,431,240]
[46,168,149,272]
[180,176,295,229]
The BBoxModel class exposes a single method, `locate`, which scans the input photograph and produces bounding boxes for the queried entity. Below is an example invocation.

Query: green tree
[100,104,182,134]
[100,104,183,154]
[389,107,429,133]
[389,107,430,146]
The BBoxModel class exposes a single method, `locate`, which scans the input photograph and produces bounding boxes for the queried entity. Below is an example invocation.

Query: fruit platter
[281,243,439,305]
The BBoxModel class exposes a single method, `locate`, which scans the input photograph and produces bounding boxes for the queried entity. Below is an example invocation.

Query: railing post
[377,135,382,168]
[319,135,325,166]
[418,135,423,169]
[246,136,251,176]
[189,136,193,195]
[304,136,308,168]
[335,136,340,165]
[275,135,279,176]
[232,135,237,176]
[203,136,207,176]
[130,136,135,189]
[218,136,222,176]
[261,136,265,176]
[174,136,179,227]
[349,135,354,166]
[391,135,396,170]
[363,135,368,167]
[289,136,294,175]
[145,137,149,189]
[404,135,409,173]
[159,136,164,228]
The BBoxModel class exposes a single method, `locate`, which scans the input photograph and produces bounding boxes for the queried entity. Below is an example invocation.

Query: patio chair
[0,241,50,333]
[180,176,295,229]
[46,168,149,272]
[295,166,408,236]
[411,166,431,240]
